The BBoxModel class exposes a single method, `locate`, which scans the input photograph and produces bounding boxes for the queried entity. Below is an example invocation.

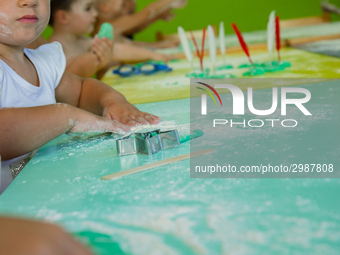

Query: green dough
[185,73,197,78]
[262,61,291,72]
[263,65,285,72]
[98,23,114,40]
[261,61,291,69]
[180,129,204,143]
[279,61,291,68]
[169,59,181,63]
[135,62,145,68]
[185,72,229,79]
[261,61,279,67]
[243,67,266,77]
[135,60,168,68]
[185,69,209,78]
[239,63,261,69]
[75,231,124,254]
[243,61,292,76]
[149,60,165,65]
[185,68,237,79]
[239,63,252,68]
[150,132,158,137]
[216,64,233,70]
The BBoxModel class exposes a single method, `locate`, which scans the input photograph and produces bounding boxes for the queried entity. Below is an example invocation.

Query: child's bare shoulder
[48,35,93,59]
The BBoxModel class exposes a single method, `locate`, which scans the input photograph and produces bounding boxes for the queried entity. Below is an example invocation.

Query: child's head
[50,0,98,35]
[121,0,136,16]
[95,0,124,20]
[0,0,50,47]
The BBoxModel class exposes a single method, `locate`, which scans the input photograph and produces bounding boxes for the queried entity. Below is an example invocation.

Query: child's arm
[113,43,177,63]
[99,0,187,36]
[133,9,177,35]
[0,103,129,160]
[66,53,99,78]
[0,217,93,255]
[55,72,161,126]
[65,37,113,78]
[121,36,179,50]
[115,8,176,36]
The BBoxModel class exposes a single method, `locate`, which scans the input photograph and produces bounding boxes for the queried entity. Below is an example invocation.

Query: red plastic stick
[275,16,281,62]
[190,31,200,58]
[190,31,203,71]
[200,27,206,71]
[231,23,254,67]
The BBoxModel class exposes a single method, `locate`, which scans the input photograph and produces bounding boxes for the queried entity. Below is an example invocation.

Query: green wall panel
[42,1,340,42]
[134,0,340,42]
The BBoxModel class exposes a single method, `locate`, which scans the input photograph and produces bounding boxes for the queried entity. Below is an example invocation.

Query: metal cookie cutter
[116,129,180,156]
[116,134,138,156]
[159,130,181,149]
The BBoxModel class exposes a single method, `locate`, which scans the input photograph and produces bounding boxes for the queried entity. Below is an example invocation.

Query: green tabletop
[0,78,339,254]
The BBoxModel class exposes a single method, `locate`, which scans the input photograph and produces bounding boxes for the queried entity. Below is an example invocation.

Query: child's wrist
[101,95,128,110]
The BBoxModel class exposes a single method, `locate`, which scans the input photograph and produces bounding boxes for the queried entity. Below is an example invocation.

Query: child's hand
[158,39,180,49]
[170,0,188,9]
[69,109,130,134]
[151,52,178,62]
[159,9,176,21]
[92,36,114,71]
[102,101,161,127]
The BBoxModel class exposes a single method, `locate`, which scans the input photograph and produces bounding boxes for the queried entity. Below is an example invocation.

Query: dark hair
[49,0,77,26]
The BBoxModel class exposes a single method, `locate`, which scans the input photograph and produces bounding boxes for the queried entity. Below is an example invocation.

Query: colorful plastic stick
[275,16,281,62]
[267,11,276,62]
[219,22,226,63]
[231,23,254,67]
[178,26,194,68]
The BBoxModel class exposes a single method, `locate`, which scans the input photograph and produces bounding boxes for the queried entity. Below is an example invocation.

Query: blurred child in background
[49,0,176,78]
[94,0,187,49]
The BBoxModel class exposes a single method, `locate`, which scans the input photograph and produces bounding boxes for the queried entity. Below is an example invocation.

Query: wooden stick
[101,149,215,180]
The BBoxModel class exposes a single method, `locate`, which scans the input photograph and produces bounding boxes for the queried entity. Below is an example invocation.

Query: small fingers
[103,37,113,47]
[93,47,103,59]
[121,118,142,127]
[94,38,112,49]
[124,115,148,126]
[143,114,161,124]
[118,115,148,127]
[134,115,150,125]
[128,112,161,125]
[92,35,99,45]
[93,41,105,54]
